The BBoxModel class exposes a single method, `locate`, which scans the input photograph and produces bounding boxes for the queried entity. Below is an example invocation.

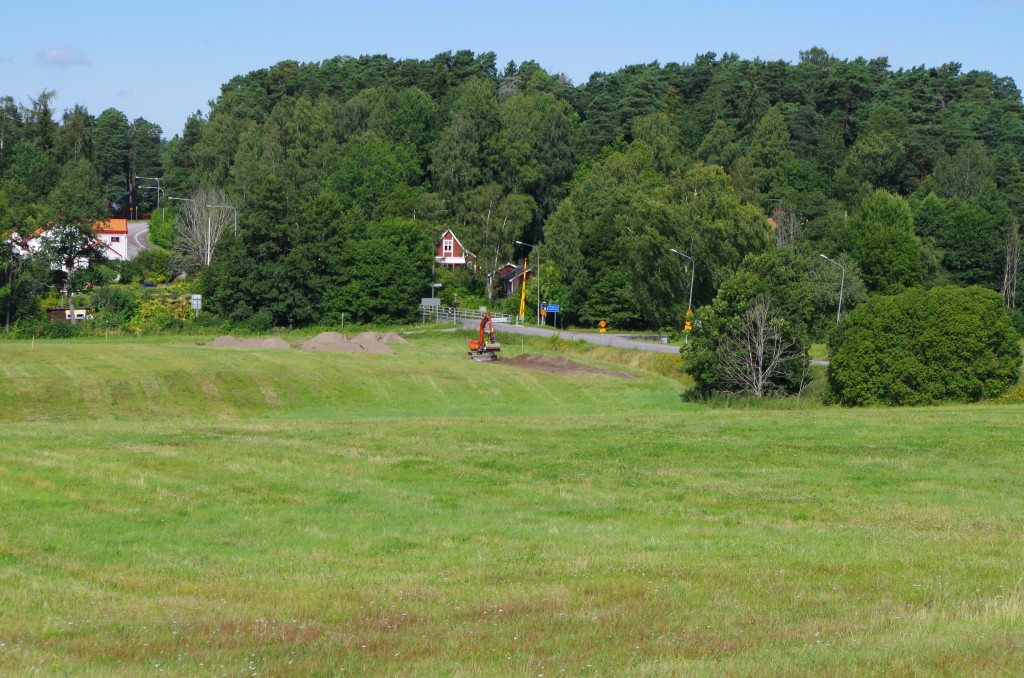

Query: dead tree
[1002,222,1020,313]
[772,203,802,248]
[172,189,233,271]
[716,296,803,397]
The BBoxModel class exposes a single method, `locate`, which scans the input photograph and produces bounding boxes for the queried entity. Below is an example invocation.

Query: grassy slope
[1,333,1022,675]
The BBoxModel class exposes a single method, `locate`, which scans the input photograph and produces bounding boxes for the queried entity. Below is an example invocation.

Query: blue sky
[2,0,1021,138]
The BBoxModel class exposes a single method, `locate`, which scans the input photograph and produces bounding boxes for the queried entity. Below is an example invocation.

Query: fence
[420,305,510,324]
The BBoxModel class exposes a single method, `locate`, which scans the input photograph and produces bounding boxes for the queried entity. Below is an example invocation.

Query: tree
[129,117,164,214]
[430,77,501,212]
[827,286,1022,405]
[933,141,994,200]
[1003,221,1021,313]
[57,105,94,162]
[842,190,922,292]
[683,248,815,398]
[169,190,233,270]
[48,158,106,223]
[714,296,807,397]
[28,90,57,154]
[92,108,130,211]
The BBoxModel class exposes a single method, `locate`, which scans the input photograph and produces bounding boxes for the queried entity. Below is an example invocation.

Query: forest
[2,48,1023,349]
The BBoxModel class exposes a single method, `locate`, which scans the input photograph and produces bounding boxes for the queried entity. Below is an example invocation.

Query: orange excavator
[468,311,501,361]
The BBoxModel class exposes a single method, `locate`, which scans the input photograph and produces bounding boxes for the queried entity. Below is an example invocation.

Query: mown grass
[1,332,1023,675]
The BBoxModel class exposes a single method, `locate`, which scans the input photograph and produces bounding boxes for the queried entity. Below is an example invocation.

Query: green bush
[826,286,1022,405]
[92,286,139,327]
[40,320,81,339]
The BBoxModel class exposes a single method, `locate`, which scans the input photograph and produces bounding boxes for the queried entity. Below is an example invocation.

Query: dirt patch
[499,354,638,379]
[206,331,403,355]
[207,336,290,349]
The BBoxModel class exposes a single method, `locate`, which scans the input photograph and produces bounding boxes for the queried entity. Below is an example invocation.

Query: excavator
[468,311,501,361]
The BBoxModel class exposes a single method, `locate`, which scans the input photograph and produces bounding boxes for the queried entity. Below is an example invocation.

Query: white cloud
[37,46,91,67]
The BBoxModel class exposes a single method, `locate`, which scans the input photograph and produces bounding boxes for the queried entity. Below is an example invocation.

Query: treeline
[3,47,1024,334]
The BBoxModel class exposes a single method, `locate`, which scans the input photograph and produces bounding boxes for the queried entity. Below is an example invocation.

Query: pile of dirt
[207,336,290,349]
[208,335,244,347]
[206,331,405,355]
[500,354,638,379]
[297,331,394,354]
[375,332,409,345]
[299,331,361,352]
[351,332,396,355]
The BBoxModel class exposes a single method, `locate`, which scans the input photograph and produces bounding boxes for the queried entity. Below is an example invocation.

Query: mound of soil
[377,332,408,345]
[351,332,396,355]
[297,331,393,354]
[250,337,291,349]
[208,335,244,347]
[500,354,638,379]
[309,331,345,343]
[300,338,361,352]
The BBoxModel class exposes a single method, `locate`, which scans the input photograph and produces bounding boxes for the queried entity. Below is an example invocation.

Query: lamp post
[820,254,845,323]
[515,240,540,325]
[669,248,695,314]
[670,248,696,344]
[136,176,162,218]
[207,204,238,236]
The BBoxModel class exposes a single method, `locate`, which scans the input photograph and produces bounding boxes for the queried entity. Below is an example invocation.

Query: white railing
[420,305,510,324]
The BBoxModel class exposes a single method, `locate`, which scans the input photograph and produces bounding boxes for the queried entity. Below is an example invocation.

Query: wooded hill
[3,48,1023,332]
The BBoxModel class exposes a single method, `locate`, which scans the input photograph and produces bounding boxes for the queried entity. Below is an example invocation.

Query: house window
[110,236,120,242]
[443,239,454,255]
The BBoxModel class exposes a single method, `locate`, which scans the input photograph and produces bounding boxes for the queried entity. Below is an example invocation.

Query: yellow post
[518,256,528,322]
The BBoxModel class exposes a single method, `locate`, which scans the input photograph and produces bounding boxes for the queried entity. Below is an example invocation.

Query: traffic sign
[545,304,560,313]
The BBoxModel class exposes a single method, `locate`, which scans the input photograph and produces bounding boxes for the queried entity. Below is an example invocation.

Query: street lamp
[136,176,162,218]
[820,254,845,324]
[208,204,238,236]
[515,240,540,325]
[669,249,695,313]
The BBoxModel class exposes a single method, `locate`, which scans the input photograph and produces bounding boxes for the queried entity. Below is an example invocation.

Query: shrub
[92,286,139,327]
[826,286,1022,405]
[128,295,191,334]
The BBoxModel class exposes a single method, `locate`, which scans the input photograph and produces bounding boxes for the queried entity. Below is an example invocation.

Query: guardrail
[420,305,510,324]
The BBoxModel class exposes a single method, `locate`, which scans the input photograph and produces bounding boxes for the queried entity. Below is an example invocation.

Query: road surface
[463,320,681,354]
[127,220,150,259]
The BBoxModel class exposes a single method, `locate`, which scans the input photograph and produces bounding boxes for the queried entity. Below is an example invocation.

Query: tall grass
[1,333,1022,675]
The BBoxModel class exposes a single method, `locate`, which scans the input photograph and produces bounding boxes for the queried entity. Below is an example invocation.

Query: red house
[435,229,475,268]
[492,262,531,296]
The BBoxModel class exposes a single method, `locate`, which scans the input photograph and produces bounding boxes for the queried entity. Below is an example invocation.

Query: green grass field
[1,332,1022,675]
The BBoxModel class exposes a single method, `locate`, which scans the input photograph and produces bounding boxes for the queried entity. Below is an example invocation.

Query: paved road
[127,220,150,259]
[463,320,681,354]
